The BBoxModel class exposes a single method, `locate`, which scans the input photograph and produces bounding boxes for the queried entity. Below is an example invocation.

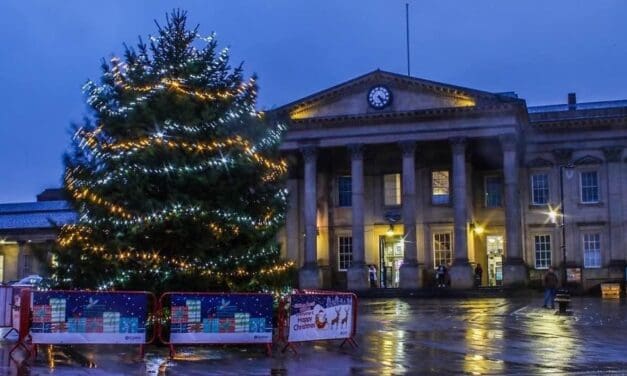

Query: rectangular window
[383,173,402,206]
[432,170,450,204]
[580,171,599,203]
[531,174,549,205]
[338,176,352,207]
[485,176,503,208]
[583,233,601,268]
[338,236,353,271]
[534,235,551,269]
[21,254,32,277]
[433,232,452,268]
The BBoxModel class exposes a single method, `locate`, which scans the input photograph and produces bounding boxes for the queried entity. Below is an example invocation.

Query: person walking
[474,263,483,287]
[543,266,559,309]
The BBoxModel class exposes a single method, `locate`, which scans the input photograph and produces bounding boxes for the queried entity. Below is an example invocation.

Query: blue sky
[1,0,626,203]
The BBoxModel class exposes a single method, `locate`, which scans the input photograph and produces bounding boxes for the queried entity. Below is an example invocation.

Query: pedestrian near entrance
[474,263,483,287]
[436,263,447,287]
[369,265,377,288]
[543,267,559,309]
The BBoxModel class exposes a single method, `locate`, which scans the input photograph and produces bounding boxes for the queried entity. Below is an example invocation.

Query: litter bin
[554,288,571,314]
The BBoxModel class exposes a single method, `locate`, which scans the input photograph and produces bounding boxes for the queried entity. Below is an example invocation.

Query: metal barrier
[158,292,274,357]
[278,290,358,354]
[0,286,19,338]
[9,290,156,362]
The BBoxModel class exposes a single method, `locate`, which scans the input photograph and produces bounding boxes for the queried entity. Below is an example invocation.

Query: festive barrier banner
[30,291,149,344]
[166,293,273,344]
[288,293,353,342]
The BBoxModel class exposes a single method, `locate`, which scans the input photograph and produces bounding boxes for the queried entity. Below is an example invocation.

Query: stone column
[299,145,322,289]
[501,134,527,286]
[347,144,369,290]
[448,137,474,288]
[399,141,423,288]
[604,146,625,276]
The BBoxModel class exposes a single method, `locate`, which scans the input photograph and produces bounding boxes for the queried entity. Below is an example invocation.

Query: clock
[367,86,392,109]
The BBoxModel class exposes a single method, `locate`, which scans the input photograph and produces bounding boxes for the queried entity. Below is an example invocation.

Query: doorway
[486,235,504,286]
[379,235,404,288]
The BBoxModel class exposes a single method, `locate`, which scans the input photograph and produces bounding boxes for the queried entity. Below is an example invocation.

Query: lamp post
[550,164,572,288]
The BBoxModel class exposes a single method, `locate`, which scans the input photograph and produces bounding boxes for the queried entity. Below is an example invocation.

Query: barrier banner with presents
[29,291,150,344]
[164,293,273,344]
[287,293,354,342]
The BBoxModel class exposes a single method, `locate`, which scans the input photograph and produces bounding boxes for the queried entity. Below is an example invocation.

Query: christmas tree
[53,10,293,293]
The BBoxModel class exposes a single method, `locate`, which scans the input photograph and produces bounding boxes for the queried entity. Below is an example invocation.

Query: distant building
[273,70,627,291]
[0,190,76,282]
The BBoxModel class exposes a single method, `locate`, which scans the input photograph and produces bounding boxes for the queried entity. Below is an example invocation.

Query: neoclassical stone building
[273,70,627,290]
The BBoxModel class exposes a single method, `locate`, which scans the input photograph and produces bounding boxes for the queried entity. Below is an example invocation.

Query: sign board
[567,267,581,282]
[288,293,353,342]
[167,293,273,344]
[30,291,149,344]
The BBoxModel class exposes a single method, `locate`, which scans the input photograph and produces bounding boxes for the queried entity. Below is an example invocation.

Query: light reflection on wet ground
[3,296,627,375]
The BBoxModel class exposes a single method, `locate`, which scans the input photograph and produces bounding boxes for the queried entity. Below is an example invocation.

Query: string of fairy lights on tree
[54,11,293,292]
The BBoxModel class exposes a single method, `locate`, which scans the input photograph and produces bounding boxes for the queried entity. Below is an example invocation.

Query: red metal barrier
[9,289,156,363]
[280,290,358,354]
[158,292,274,357]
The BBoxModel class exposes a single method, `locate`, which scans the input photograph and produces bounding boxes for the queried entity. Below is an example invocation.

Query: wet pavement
[2,296,627,375]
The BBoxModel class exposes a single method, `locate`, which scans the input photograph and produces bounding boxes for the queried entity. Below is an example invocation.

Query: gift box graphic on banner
[51,322,68,333]
[187,322,203,333]
[186,300,201,323]
[33,305,52,323]
[119,317,139,333]
[86,318,103,333]
[218,318,235,333]
[203,318,220,333]
[103,312,120,333]
[171,306,188,324]
[50,298,66,323]
[68,318,87,333]
[234,313,250,332]
[249,317,266,333]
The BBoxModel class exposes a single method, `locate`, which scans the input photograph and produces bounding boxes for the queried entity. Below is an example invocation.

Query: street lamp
[557,164,574,288]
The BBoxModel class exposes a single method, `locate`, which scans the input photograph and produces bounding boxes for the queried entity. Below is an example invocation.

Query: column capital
[300,145,317,162]
[348,143,365,159]
[449,137,467,154]
[603,146,624,163]
[552,148,573,165]
[499,134,518,152]
[398,141,416,157]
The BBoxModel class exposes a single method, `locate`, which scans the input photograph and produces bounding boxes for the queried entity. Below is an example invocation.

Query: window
[583,233,601,268]
[432,170,449,204]
[534,235,551,269]
[383,173,402,206]
[433,232,452,268]
[531,173,549,205]
[338,176,352,207]
[484,176,503,208]
[580,171,599,203]
[338,236,353,271]
[21,254,32,277]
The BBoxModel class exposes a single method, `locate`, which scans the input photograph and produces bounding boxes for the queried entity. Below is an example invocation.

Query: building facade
[273,70,627,291]
[0,189,76,282]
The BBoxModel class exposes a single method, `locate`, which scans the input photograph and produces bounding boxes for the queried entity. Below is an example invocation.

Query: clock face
[367,86,392,109]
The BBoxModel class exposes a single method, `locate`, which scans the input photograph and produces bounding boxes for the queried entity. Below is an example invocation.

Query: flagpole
[406,3,411,76]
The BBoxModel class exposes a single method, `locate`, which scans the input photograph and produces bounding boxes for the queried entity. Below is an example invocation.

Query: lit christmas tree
[53,10,293,293]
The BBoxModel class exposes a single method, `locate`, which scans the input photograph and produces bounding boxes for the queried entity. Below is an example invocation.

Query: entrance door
[487,235,504,286]
[379,236,404,288]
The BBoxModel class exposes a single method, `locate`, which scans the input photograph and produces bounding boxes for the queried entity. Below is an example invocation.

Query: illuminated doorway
[487,235,503,286]
[379,235,404,288]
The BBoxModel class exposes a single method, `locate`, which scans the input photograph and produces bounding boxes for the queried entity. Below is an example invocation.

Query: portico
[276,70,528,290]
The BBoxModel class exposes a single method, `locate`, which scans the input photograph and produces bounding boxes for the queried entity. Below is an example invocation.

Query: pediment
[526,157,554,168]
[574,155,603,165]
[274,70,523,121]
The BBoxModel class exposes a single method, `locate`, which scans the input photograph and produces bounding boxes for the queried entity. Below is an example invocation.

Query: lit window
[531,174,549,205]
[338,176,352,207]
[338,236,353,271]
[21,254,32,277]
[383,173,402,206]
[433,232,452,268]
[583,233,601,268]
[534,235,551,269]
[485,176,503,208]
[432,171,449,204]
[580,171,599,203]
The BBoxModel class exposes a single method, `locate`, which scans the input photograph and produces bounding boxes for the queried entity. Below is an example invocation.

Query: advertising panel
[30,291,149,344]
[288,293,353,342]
[167,293,273,344]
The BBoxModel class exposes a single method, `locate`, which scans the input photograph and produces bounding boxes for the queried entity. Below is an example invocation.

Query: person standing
[474,263,483,287]
[369,265,377,288]
[436,263,447,287]
[543,267,559,309]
